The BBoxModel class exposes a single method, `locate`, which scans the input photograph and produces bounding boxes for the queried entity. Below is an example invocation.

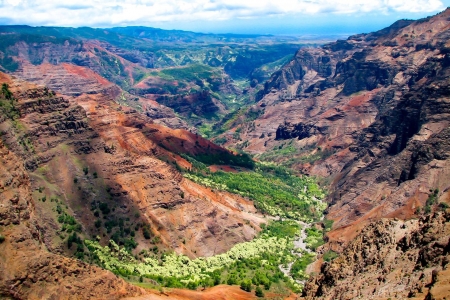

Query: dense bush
[193,152,255,169]
[255,286,264,297]
[290,252,315,280]
[305,227,325,251]
[240,279,252,292]
[184,164,326,220]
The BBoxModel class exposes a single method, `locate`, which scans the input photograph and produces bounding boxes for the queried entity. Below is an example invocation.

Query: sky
[0,0,449,35]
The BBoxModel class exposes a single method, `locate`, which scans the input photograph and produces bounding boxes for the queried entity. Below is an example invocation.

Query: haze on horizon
[0,0,449,36]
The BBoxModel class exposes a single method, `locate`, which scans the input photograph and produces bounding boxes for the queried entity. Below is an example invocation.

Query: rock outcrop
[303,212,450,300]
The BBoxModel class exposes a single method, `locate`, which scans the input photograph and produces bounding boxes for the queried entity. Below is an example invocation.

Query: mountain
[0,23,333,299]
[0,25,314,131]
[224,8,450,246]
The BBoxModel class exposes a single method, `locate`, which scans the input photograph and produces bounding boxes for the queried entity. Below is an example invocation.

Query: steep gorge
[225,8,450,247]
[1,9,450,300]
[0,70,265,294]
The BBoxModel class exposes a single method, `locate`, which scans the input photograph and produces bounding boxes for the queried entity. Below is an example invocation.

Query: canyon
[1,8,450,300]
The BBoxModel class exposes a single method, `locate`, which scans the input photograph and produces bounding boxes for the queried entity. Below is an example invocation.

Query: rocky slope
[302,212,450,300]
[0,70,264,269]
[0,26,308,129]
[225,8,450,245]
[14,60,190,130]
[0,128,144,299]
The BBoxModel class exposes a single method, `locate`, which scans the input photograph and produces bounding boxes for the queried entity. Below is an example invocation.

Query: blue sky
[0,0,448,35]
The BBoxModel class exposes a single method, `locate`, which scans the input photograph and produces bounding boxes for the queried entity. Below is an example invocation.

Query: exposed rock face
[13,61,192,131]
[227,8,450,244]
[302,212,450,300]
[73,90,263,258]
[0,136,144,299]
[155,90,225,119]
[0,69,265,293]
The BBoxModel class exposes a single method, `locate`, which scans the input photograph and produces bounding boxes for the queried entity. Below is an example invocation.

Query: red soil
[61,63,111,86]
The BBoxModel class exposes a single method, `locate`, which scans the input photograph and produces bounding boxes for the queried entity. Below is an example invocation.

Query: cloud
[0,0,445,27]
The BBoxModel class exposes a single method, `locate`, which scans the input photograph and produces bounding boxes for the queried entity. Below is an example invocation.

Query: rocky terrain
[225,8,450,246]
[302,212,450,300]
[0,69,265,265]
[0,123,144,299]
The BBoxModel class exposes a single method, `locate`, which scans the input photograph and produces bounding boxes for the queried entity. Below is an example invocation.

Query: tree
[255,286,264,297]
[240,279,252,292]
[1,83,13,100]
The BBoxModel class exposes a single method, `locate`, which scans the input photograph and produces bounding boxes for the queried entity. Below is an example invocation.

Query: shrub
[99,203,110,215]
[255,286,264,297]
[323,250,338,262]
[95,219,102,228]
[143,227,151,239]
[323,219,334,232]
[240,279,252,292]
[1,83,13,100]
[439,202,449,210]
[0,234,5,243]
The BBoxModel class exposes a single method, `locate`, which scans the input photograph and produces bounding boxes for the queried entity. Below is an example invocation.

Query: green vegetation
[323,250,338,262]
[259,143,297,162]
[192,152,255,169]
[323,219,334,232]
[240,279,252,292]
[183,159,326,221]
[257,142,335,169]
[0,234,5,243]
[84,220,303,293]
[1,83,13,100]
[424,189,439,213]
[255,285,264,297]
[156,64,220,82]
[290,252,316,280]
[305,227,325,251]
[90,200,138,251]
[56,204,82,233]
[0,84,20,120]
[67,232,85,259]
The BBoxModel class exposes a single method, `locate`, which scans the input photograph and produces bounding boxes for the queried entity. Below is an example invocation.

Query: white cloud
[0,0,445,27]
